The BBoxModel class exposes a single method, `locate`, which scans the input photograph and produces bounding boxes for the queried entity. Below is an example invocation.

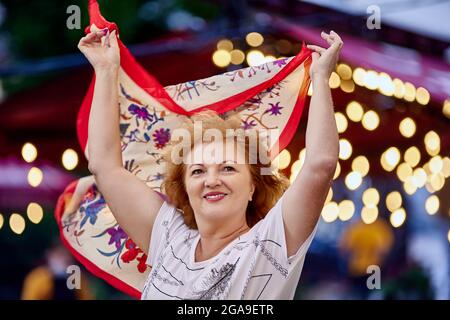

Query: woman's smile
[203,191,228,202]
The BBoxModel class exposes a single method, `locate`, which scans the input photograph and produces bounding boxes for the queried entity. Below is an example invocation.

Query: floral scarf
[55,0,312,298]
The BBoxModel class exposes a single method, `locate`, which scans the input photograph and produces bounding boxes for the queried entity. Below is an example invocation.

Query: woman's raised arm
[78,26,162,253]
[282,31,341,257]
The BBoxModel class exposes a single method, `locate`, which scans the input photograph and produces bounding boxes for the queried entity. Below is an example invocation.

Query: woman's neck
[195,224,249,262]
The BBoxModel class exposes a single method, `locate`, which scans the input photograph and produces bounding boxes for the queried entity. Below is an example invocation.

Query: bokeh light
[378,72,394,96]
[390,208,406,228]
[10,214,25,235]
[230,49,245,65]
[339,139,353,160]
[62,148,79,171]
[217,39,233,51]
[246,50,265,66]
[333,161,341,180]
[364,70,379,90]
[337,63,352,80]
[329,72,341,89]
[22,143,37,163]
[275,149,291,170]
[212,49,231,67]
[385,147,401,168]
[345,171,363,190]
[321,202,339,223]
[361,206,378,224]
[362,188,380,207]
[399,117,416,138]
[425,195,439,215]
[352,156,370,177]
[338,200,355,221]
[352,67,366,86]
[362,110,380,131]
[335,112,348,133]
[346,101,364,122]
[424,131,440,156]
[386,191,402,212]
[404,82,416,102]
[27,167,43,187]
[443,99,450,118]
[404,146,421,168]
[27,203,44,224]
[393,78,405,99]
[416,87,430,105]
[246,32,264,47]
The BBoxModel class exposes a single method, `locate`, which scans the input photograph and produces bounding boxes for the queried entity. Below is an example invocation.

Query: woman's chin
[201,199,229,214]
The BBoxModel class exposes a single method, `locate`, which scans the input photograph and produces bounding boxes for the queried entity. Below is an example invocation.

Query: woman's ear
[249,183,255,201]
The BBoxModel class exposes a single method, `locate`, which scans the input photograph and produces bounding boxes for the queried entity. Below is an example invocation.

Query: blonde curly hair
[161,110,289,229]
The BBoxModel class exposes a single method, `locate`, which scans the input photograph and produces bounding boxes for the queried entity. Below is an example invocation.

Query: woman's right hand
[78,24,120,72]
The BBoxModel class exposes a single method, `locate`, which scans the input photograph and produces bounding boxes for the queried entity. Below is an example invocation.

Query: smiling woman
[77,16,340,298]
[162,111,288,231]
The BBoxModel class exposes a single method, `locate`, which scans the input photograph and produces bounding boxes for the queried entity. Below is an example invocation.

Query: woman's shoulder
[152,201,193,244]
[155,200,184,223]
[255,194,284,225]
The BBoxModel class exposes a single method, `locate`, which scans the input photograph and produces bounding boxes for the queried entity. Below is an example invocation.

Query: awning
[275,19,450,103]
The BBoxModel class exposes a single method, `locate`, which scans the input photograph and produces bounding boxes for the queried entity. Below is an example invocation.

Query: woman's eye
[223,166,235,172]
[192,169,203,175]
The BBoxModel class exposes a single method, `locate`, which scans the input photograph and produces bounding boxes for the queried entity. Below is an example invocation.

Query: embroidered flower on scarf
[242,119,257,130]
[121,238,148,273]
[153,172,164,181]
[152,128,171,149]
[79,197,106,228]
[128,104,153,121]
[266,102,283,116]
[248,97,262,105]
[107,226,127,249]
[273,58,288,68]
[136,254,148,273]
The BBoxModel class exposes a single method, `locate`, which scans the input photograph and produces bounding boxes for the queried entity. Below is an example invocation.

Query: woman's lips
[204,193,227,202]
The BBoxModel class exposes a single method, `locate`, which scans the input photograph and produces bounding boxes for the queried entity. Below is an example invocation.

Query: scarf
[55,0,312,298]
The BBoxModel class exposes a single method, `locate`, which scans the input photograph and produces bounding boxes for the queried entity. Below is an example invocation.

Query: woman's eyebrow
[188,160,237,168]
[188,164,203,169]
[222,160,237,164]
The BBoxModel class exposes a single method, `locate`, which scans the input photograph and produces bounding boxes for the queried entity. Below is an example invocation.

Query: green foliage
[0,207,57,287]
[1,0,219,60]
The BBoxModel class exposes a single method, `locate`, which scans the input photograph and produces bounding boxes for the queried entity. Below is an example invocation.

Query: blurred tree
[1,0,219,60]
[382,265,433,300]
[0,0,220,97]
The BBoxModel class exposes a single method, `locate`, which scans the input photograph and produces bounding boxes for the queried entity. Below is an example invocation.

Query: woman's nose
[204,172,222,188]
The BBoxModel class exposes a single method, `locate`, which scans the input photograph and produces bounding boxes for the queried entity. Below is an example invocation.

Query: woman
[78,26,341,299]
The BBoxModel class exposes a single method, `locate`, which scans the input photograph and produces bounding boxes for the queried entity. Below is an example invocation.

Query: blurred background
[0,0,449,300]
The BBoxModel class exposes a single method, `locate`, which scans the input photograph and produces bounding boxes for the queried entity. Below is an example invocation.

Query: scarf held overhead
[55,0,312,298]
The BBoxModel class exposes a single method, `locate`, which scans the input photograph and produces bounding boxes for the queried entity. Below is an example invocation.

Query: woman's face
[184,140,255,226]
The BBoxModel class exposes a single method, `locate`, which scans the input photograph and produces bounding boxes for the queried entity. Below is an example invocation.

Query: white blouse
[141,195,317,300]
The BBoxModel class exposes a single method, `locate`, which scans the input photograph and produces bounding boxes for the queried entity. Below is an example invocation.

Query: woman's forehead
[185,141,247,164]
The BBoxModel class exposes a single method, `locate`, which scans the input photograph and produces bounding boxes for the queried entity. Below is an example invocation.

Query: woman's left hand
[307,31,343,81]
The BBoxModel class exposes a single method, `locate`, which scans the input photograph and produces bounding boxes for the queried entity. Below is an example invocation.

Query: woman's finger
[330,31,342,43]
[311,51,320,62]
[78,35,93,53]
[307,44,326,54]
[329,31,343,50]
[321,32,335,46]
[104,30,111,47]
[109,30,119,49]
[101,35,106,47]
[90,23,101,33]
[324,31,337,40]
[78,32,97,45]
[79,31,105,48]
